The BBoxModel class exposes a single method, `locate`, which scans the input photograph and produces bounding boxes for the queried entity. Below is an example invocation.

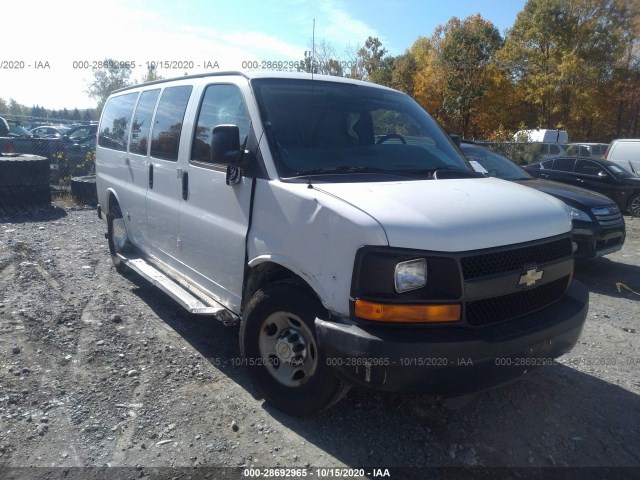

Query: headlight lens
[567,206,592,222]
[394,258,427,293]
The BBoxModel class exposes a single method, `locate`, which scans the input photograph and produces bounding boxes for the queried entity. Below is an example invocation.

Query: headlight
[394,258,427,293]
[567,206,592,222]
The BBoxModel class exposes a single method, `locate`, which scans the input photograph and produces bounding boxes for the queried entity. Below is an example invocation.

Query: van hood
[313,178,571,252]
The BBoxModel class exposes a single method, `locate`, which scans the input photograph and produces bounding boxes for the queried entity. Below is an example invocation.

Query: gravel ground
[0,201,639,479]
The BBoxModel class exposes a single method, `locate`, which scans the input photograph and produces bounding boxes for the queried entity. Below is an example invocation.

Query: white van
[514,129,569,144]
[96,72,588,415]
[605,139,640,175]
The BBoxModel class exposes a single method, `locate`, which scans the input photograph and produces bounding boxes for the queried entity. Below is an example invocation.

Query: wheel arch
[243,257,326,313]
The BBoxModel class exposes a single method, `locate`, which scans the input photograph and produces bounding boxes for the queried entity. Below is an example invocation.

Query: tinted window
[549,144,561,155]
[575,160,606,176]
[553,158,576,172]
[253,78,470,178]
[99,92,138,151]
[130,89,160,156]
[539,160,553,170]
[150,86,192,161]
[191,84,250,163]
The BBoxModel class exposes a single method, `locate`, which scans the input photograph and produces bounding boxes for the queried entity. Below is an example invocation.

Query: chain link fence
[1,115,96,190]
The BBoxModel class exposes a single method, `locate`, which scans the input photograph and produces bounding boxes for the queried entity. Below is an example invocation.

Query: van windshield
[251,78,471,180]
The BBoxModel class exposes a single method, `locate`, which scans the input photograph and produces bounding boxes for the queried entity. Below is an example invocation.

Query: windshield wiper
[292,166,396,176]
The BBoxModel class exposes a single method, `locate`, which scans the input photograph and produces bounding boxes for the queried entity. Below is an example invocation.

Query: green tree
[141,63,163,83]
[499,0,627,139]
[357,37,388,80]
[439,14,503,137]
[85,58,133,112]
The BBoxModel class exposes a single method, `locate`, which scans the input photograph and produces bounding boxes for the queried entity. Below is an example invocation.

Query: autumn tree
[498,0,629,140]
[85,58,133,112]
[438,15,503,137]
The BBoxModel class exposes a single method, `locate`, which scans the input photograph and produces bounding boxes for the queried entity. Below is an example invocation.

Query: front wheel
[628,193,640,217]
[240,280,348,415]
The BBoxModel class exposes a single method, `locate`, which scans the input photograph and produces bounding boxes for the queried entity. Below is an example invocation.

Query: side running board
[120,254,239,326]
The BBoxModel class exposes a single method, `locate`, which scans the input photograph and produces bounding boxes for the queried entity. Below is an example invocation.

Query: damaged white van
[96,72,588,415]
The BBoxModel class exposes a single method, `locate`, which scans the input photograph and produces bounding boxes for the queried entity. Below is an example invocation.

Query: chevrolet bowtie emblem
[519,268,543,287]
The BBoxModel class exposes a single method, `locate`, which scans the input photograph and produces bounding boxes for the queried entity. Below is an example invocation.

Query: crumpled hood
[314,177,571,252]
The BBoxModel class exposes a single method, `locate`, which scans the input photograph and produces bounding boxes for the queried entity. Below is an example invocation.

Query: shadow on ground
[126,273,640,474]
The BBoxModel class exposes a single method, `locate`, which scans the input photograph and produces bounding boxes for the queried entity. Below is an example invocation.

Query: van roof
[112,70,399,94]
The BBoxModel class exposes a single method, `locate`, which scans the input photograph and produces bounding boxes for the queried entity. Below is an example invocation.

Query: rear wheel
[240,280,348,415]
[107,203,131,274]
[628,194,640,217]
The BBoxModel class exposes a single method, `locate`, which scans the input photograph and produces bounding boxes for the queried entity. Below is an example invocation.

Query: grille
[466,276,570,327]
[460,237,572,280]
[592,206,624,229]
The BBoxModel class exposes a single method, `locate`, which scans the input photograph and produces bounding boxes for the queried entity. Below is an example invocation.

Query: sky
[2,0,526,111]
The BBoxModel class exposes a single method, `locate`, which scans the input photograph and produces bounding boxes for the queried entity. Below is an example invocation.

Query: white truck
[95,72,588,415]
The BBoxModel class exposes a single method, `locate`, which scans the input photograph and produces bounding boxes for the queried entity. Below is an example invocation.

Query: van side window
[130,89,160,156]
[98,92,138,151]
[150,86,193,161]
[191,84,250,164]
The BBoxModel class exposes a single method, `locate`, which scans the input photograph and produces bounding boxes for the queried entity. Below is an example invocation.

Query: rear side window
[191,84,250,163]
[553,158,576,172]
[549,144,561,155]
[150,86,193,161]
[130,89,160,156]
[99,92,138,151]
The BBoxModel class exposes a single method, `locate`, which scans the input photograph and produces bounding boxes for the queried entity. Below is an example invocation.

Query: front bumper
[573,226,625,259]
[316,280,588,394]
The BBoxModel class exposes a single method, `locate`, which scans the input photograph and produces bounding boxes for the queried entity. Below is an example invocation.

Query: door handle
[182,171,188,201]
[149,164,154,189]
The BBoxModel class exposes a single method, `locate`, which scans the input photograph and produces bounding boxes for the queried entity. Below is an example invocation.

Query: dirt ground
[0,200,639,480]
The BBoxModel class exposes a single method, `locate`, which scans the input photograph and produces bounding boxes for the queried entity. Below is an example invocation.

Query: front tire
[240,280,348,415]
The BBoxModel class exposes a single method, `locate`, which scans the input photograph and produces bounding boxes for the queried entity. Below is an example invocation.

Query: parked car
[565,143,609,158]
[65,136,95,168]
[63,124,98,143]
[461,143,625,259]
[531,142,567,159]
[513,129,569,143]
[604,139,640,176]
[95,71,588,415]
[524,156,640,216]
[0,118,31,137]
[29,125,70,138]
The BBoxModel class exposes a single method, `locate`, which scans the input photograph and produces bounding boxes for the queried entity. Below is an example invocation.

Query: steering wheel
[376,133,406,144]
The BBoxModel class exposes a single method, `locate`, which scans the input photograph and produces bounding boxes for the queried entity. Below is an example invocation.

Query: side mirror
[211,125,241,164]
[449,134,461,147]
[210,125,253,185]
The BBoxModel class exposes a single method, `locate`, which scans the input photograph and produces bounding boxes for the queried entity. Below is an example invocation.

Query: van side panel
[247,179,388,316]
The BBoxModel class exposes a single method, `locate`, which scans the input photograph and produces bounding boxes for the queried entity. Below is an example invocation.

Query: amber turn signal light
[354,300,461,323]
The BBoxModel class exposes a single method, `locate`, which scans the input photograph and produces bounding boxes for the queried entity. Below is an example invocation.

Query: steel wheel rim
[258,311,318,388]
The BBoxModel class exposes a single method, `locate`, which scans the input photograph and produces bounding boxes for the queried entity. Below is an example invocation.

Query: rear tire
[107,203,131,274]
[240,280,349,415]
[628,194,640,217]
